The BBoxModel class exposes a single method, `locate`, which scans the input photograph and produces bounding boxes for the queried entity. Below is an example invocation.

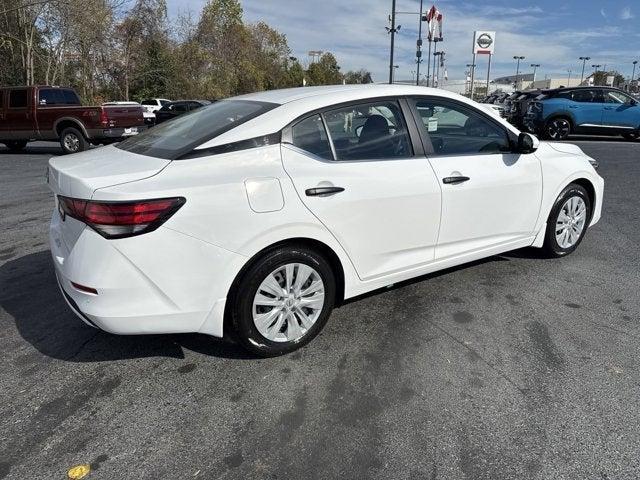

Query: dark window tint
[39,88,65,105]
[160,100,170,106]
[0,90,4,108]
[172,102,188,112]
[62,89,80,105]
[117,100,277,159]
[188,101,205,110]
[322,101,412,160]
[141,100,157,105]
[9,89,28,108]
[572,89,598,103]
[291,115,332,160]
[414,99,510,156]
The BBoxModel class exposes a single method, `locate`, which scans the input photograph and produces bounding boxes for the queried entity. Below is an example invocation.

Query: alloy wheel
[555,196,587,249]
[64,133,80,152]
[547,118,571,140]
[252,263,325,343]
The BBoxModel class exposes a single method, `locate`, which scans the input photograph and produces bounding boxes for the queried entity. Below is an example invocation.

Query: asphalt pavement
[1,140,639,479]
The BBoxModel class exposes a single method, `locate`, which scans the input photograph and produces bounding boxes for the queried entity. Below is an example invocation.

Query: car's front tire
[544,117,572,141]
[542,183,591,258]
[230,245,336,357]
[60,127,88,154]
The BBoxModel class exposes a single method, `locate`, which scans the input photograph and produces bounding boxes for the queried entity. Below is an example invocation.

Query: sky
[165,0,639,84]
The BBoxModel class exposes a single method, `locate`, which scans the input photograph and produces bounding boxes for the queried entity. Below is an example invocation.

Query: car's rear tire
[622,131,639,141]
[4,140,28,152]
[542,183,591,258]
[60,127,88,154]
[230,245,336,357]
[544,117,572,141]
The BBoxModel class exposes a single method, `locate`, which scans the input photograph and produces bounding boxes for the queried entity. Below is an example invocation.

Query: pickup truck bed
[0,85,146,154]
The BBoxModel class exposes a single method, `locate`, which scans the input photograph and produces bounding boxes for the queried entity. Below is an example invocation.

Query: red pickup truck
[0,85,146,154]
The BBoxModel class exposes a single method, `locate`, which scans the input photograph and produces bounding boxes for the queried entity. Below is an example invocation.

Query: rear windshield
[141,100,156,105]
[116,99,278,159]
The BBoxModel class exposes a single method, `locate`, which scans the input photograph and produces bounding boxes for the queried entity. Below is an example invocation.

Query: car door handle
[305,186,345,196]
[604,106,614,110]
[568,105,579,109]
[442,176,470,185]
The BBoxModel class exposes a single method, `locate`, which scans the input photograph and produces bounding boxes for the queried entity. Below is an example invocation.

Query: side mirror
[355,125,363,138]
[517,132,539,154]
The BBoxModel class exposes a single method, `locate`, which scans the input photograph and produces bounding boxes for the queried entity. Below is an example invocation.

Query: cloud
[620,7,634,20]
[600,8,606,18]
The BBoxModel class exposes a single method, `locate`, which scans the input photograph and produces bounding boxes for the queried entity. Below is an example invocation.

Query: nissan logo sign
[477,33,493,49]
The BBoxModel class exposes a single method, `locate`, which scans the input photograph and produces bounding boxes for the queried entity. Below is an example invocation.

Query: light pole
[592,64,601,85]
[392,65,399,83]
[567,69,572,86]
[579,56,590,84]
[632,60,638,92]
[386,0,401,85]
[530,63,540,85]
[513,56,525,89]
[415,0,424,86]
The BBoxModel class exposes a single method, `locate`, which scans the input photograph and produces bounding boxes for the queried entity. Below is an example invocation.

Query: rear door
[281,98,442,281]
[409,97,542,260]
[602,90,640,129]
[569,89,605,127]
[4,88,33,140]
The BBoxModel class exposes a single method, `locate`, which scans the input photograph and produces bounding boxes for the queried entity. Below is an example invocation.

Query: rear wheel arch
[54,118,88,138]
[223,237,345,338]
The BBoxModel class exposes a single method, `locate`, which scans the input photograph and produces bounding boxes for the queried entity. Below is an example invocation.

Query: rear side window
[117,99,277,159]
[141,100,157,105]
[291,115,332,160]
[9,89,28,108]
[571,90,601,103]
[323,101,412,160]
[63,89,80,105]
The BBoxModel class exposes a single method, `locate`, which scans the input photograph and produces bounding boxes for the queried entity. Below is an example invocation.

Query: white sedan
[48,85,604,356]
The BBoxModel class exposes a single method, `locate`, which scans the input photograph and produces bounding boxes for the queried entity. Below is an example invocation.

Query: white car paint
[48,84,604,340]
[141,98,171,113]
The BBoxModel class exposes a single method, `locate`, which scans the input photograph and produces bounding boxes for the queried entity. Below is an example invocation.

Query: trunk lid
[47,144,170,199]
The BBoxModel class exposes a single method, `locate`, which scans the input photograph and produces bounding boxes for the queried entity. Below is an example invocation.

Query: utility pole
[513,56,525,89]
[415,0,424,85]
[431,39,441,87]
[579,56,590,84]
[632,60,638,92]
[386,0,401,85]
[567,69,572,86]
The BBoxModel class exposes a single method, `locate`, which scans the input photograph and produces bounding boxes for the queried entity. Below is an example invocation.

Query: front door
[410,97,542,260]
[281,99,442,281]
[602,89,640,129]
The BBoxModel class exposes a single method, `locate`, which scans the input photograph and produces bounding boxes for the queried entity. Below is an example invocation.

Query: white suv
[141,98,171,113]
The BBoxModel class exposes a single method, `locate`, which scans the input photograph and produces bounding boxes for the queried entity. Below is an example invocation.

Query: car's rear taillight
[100,109,109,126]
[58,196,185,239]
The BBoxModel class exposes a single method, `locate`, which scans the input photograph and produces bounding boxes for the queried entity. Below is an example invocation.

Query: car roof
[233,84,462,106]
[196,84,520,151]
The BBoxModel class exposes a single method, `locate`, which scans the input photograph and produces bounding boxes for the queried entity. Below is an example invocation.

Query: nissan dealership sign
[473,31,496,55]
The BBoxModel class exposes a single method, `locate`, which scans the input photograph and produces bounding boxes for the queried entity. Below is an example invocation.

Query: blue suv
[525,87,640,141]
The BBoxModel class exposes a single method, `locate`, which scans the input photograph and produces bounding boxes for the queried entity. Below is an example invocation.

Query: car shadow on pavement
[0,145,64,155]
[0,250,254,362]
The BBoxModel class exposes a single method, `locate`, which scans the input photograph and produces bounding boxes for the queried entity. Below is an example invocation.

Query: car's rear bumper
[49,209,248,338]
[85,126,147,141]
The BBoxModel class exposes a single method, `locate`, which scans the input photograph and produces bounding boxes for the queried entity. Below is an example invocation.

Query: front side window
[322,101,412,160]
[414,99,511,156]
[9,89,28,108]
[605,90,635,104]
[117,99,277,159]
[291,115,332,160]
